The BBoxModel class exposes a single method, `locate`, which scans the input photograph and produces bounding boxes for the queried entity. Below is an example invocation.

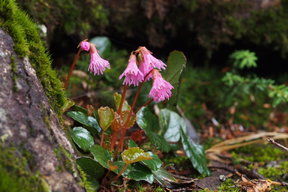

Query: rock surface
[0,29,83,191]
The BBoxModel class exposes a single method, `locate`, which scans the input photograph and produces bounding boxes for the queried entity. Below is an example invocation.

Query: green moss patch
[231,144,287,163]
[0,145,48,192]
[0,0,67,114]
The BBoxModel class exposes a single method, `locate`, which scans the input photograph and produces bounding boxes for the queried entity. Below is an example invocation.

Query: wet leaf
[67,111,101,133]
[142,152,163,171]
[112,161,154,184]
[70,127,94,152]
[180,126,210,176]
[159,109,181,142]
[113,92,131,112]
[137,107,171,152]
[152,167,177,187]
[121,147,152,164]
[98,107,114,131]
[136,107,159,132]
[90,145,112,169]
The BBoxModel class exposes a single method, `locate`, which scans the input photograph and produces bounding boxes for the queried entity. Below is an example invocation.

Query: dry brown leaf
[237,176,273,192]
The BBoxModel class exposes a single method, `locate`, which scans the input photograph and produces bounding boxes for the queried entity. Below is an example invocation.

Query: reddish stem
[110,132,117,151]
[119,70,154,151]
[110,164,129,183]
[137,99,153,113]
[64,48,81,88]
[100,131,105,147]
[117,85,128,114]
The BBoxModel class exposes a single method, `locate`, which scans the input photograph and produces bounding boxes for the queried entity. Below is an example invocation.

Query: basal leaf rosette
[98,106,115,131]
[121,147,152,164]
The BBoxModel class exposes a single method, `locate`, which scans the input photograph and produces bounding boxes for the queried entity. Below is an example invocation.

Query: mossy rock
[0,0,67,114]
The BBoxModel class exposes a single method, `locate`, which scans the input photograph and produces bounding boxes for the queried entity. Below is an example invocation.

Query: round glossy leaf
[67,111,101,133]
[71,127,94,152]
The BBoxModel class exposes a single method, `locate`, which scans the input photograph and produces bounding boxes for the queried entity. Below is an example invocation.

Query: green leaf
[152,168,177,187]
[112,161,154,184]
[159,109,181,142]
[72,105,88,115]
[67,111,101,133]
[136,107,170,152]
[136,107,160,132]
[163,51,187,106]
[70,127,94,152]
[121,147,152,164]
[76,157,105,179]
[180,125,210,176]
[98,107,114,131]
[127,140,138,148]
[142,152,162,171]
[147,132,171,153]
[77,157,102,192]
[113,92,131,112]
[90,145,112,168]
[90,36,111,56]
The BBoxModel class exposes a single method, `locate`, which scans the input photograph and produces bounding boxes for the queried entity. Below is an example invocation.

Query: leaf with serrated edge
[98,107,114,131]
[121,147,152,164]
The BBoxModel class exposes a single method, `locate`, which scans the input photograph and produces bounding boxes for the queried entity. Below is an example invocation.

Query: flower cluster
[119,46,173,102]
[78,40,173,102]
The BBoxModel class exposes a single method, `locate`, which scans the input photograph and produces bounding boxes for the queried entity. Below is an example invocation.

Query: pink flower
[88,44,110,75]
[138,47,166,78]
[80,41,90,51]
[119,54,144,86]
[149,70,173,102]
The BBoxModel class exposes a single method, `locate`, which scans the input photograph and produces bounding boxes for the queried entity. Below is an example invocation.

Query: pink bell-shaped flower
[79,41,90,51]
[149,69,173,102]
[88,44,110,75]
[119,54,144,86]
[138,47,166,78]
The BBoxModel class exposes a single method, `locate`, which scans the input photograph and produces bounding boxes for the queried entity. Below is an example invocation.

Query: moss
[231,144,287,163]
[258,161,288,179]
[0,145,49,192]
[163,155,189,166]
[0,0,67,114]
[218,179,241,192]
[53,146,76,174]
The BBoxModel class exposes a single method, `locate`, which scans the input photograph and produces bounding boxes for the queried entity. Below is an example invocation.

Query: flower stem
[137,99,153,113]
[117,85,128,114]
[100,131,105,147]
[64,48,81,88]
[111,164,129,183]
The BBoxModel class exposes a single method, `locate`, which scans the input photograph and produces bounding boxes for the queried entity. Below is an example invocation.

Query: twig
[267,138,288,152]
